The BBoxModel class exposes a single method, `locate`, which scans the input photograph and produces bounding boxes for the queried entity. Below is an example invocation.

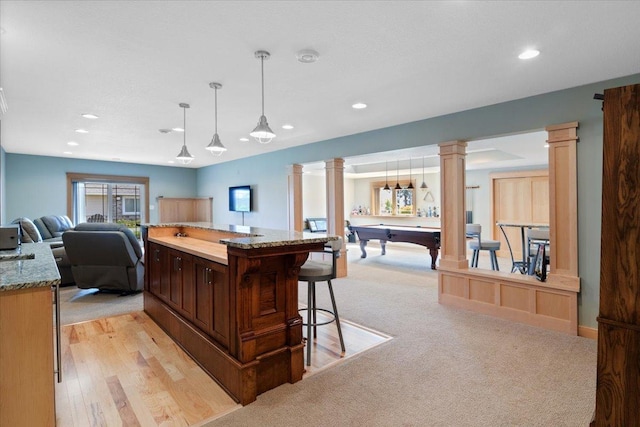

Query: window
[67,173,149,239]
[371,180,416,215]
[122,196,140,215]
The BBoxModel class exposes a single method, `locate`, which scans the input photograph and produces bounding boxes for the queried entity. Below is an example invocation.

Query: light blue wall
[5,154,198,224]
[197,73,640,328]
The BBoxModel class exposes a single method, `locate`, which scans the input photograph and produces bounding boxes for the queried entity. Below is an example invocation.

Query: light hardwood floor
[55,309,390,426]
[55,312,239,427]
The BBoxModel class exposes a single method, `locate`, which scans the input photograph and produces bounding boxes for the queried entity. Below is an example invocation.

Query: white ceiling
[1,1,639,170]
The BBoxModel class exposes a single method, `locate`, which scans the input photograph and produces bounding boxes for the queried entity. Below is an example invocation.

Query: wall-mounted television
[229,185,252,212]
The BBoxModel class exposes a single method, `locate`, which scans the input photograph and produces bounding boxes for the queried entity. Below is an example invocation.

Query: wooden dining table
[496,221,549,274]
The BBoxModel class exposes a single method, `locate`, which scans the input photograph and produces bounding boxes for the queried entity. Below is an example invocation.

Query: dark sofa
[11,215,75,285]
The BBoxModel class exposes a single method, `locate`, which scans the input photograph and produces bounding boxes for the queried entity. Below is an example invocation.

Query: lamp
[420,156,428,189]
[176,103,194,165]
[250,50,276,144]
[394,160,402,190]
[383,161,391,191]
[407,158,414,189]
[205,82,227,156]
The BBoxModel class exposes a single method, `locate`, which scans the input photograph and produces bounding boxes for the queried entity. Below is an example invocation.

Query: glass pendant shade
[176,144,194,164]
[176,103,194,165]
[206,82,227,156]
[206,133,226,156]
[250,50,275,144]
[250,115,276,144]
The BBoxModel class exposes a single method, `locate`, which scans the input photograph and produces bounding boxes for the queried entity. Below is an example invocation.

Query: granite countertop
[144,222,338,249]
[0,243,61,292]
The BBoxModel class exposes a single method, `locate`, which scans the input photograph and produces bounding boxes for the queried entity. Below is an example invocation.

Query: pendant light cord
[183,106,187,148]
[261,56,265,116]
[214,87,218,134]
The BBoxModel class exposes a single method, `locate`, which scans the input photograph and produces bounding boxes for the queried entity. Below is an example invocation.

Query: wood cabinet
[143,224,322,405]
[592,83,640,426]
[157,197,212,222]
[192,257,229,346]
[491,170,549,259]
[0,287,55,426]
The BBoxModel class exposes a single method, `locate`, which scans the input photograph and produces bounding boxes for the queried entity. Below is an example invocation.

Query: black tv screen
[229,185,252,212]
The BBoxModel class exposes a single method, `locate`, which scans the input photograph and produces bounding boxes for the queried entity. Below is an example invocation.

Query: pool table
[350,224,441,270]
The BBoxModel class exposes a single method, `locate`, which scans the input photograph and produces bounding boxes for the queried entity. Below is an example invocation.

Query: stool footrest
[299,307,338,327]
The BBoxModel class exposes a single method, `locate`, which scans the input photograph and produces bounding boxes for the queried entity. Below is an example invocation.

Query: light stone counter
[143,222,338,249]
[0,243,61,292]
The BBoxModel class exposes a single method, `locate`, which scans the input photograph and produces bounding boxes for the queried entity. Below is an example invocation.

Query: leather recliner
[62,222,144,293]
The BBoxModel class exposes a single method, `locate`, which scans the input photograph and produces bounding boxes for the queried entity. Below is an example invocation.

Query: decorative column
[325,158,347,277]
[592,83,640,427]
[287,164,303,232]
[545,122,579,282]
[438,140,468,270]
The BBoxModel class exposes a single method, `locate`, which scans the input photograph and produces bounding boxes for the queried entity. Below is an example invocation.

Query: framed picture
[529,243,547,282]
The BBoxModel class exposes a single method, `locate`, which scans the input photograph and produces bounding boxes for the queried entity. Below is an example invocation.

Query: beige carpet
[205,242,597,427]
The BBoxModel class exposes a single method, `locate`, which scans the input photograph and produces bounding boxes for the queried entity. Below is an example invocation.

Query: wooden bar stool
[298,237,345,366]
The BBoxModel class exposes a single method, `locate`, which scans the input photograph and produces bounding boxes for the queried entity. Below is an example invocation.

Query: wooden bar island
[142,222,334,405]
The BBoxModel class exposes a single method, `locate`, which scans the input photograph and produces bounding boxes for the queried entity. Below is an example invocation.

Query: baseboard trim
[578,325,598,340]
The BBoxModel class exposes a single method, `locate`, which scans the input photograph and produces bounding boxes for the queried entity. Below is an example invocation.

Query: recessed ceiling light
[544,143,550,148]
[75,128,89,133]
[239,137,249,142]
[112,157,121,161]
[282,124,294,130]
[63,151,73,155]
[67,141,79,146]
[296,49,319,63]
[352,103,367,109]
[518,49,540,60]
[167,160,175,164]
[172,127,184,132]
[81,113,99,119]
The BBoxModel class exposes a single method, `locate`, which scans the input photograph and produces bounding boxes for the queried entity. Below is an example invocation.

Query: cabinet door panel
[168,250,193,312]
[531,176,550,223]
[181,261,195,319]
[193,260,213,333]
[211,267,230,347]
[148,242,169,301]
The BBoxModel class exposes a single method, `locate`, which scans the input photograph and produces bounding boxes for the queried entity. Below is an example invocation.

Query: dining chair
[466,224,501,271]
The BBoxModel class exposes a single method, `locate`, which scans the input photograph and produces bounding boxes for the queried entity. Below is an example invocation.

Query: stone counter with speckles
[143,222,338,249]
[0,243,61,292]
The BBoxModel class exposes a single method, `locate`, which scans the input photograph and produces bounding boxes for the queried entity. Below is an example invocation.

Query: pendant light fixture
[175,103,194,165]
[420,156,428,189]
[250,50,276,144]
[206,82,227,156]
[394,160,402,190]
[384,161,391,191]
[407,158,414,189]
